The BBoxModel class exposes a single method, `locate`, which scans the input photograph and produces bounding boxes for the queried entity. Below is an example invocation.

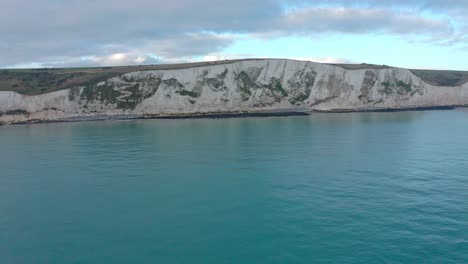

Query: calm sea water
[1,110,468,263]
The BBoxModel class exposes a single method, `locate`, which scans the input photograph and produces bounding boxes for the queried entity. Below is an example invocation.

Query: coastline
[2,59,468,126]
[1,105,466,126]
[311,105,462,113]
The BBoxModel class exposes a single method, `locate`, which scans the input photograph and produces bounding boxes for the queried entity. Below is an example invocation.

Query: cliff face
[1,59,468,124]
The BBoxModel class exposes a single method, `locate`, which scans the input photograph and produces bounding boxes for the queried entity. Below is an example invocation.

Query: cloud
[279,7,452,36]
[0,0,274,67]
[291,57,355,64]
[286,0,468,11]
[0,0,466,67]
[6,52,159,69]
[3,32,234,68]
[53,53,158,68]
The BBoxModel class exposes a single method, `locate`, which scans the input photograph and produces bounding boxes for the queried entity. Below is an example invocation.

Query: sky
[1,0,467,70]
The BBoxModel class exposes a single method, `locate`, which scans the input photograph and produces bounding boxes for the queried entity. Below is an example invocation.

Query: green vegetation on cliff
[176,90,199,98]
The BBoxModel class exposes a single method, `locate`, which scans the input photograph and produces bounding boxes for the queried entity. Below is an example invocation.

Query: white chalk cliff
[1,59,468,124]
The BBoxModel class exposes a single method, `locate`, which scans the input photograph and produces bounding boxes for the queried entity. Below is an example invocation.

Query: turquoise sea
[1,110,468,263]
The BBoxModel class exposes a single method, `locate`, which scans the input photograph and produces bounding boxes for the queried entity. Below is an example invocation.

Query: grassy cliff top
[0,60,250,95]
[409,69,468,87]
[1,59,467,95]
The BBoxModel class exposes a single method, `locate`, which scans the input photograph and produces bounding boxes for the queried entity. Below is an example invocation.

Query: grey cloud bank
[0,0,466,67]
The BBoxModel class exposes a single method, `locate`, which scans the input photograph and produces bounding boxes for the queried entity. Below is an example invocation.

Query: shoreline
[1,110,310,126]
[1,105,466,126]
[311,105,460,113]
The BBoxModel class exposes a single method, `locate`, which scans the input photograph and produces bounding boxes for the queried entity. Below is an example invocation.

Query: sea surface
[1,110,468,263]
